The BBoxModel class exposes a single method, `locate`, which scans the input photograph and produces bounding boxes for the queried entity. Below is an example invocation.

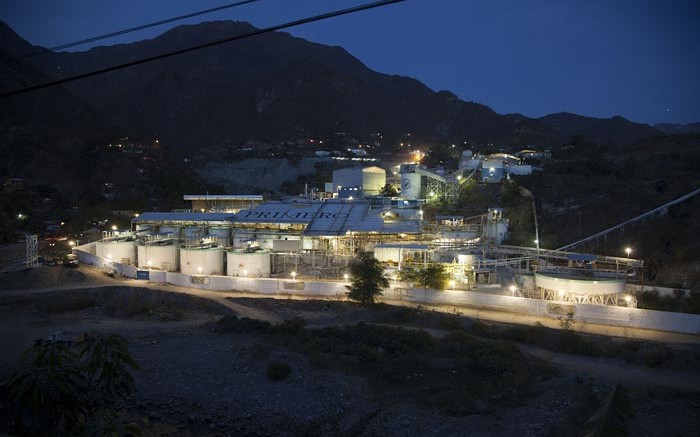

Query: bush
[555,331,600,356]
[266,360,291,381]
[472,341,521,374]
[640,344,673,367]
[213,315,272,334]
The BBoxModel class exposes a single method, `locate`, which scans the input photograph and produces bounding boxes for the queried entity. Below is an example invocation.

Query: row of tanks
[95,232,271,277]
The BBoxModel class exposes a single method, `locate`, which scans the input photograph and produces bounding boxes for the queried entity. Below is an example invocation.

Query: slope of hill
[654,122,700,135]
[538,112,661,145]
[0,20,664,152]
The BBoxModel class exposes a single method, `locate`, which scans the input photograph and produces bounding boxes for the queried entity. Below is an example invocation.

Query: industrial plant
[74,148,647,310]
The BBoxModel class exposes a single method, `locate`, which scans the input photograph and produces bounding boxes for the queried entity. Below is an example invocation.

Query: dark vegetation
[505,134,700,288]
[6,333,139,436]
[0,287,227,320]
[213,315,557,415]
[635,289,700,314]
[371,305,684,369]
[346,253,389,305]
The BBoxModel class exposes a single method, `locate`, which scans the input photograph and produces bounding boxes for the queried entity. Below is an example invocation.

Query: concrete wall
[73,244,700,334]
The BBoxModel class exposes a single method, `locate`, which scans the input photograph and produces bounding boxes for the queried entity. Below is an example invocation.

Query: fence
[73,243,700,335]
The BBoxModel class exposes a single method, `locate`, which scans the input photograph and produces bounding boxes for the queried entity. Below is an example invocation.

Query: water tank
[96,240,136,265]
[137,243,179,271]
[400,172,421,200]
[227,250,271,278]
[180,247,224,275]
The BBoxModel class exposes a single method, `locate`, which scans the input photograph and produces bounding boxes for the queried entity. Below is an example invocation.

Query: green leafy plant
[346,252,389,305]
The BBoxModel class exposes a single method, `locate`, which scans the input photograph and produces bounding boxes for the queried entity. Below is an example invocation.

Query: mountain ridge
[1,19,663,152]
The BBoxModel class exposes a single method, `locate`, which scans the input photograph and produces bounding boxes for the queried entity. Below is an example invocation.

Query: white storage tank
[96,240,137,265]
[137,242,179,271]
[227,249,271,277]
[400,172,421,200]
[180,247,224,275]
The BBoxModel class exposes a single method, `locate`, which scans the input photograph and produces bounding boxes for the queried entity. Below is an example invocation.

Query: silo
[400,172,421,200]
[96,240,137,265]
[137,241,179,271]
[180,247,225,275]
[227,249,271,277]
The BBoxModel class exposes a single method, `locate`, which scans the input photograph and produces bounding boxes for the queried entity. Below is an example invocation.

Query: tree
[379,183,398,197]
[8,333,139,436]
[398,264,450,291]
[346,252,389,305]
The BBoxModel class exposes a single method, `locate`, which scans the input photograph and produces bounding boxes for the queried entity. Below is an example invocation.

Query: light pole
[625,247,632,264]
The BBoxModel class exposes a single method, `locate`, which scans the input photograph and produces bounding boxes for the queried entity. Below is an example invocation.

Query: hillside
[1,20,664,153]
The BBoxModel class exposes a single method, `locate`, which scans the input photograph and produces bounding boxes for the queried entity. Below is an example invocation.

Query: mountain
[654,122,700,135]
[0,20,664,153]
[537,113,661,145]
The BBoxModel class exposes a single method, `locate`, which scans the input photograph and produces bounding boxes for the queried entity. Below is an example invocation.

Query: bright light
[449,280,456,289]
[457,175,462,180]
[147,260,152,268]
[111,225,117,231]
[68,241,75,247]
[558,290,565,298]
[534,239,539,245]
[348,196,353,200]
[197,266,203,274]
[625,247,632,256]
[344,273,349,281]
[624,295,632,303]
[106,254,112,261]
[291,271,297,279]
[134,213,140,218]
[242,269,248,277]
[509,285,516,292]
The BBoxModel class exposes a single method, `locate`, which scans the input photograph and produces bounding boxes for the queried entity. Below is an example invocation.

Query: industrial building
[332,166,386,197]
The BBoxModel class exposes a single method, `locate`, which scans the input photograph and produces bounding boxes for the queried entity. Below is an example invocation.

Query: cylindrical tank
[180,247,224,275]
[96,240,137,265]
[137,244,179,271]
[208,227,231,246]
[400,172,421,200]
[227,250,271,278]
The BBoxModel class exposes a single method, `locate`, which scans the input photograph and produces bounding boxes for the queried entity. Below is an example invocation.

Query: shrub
[266,360,291,381]
[213,315,272,334]
[640,344,673,367]
[555,331,600,356]
[437,316,463,331]
[472,341,521,374]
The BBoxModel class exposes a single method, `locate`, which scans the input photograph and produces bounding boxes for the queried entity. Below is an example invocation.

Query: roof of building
[134,212,236,223]
[183,194,263,201]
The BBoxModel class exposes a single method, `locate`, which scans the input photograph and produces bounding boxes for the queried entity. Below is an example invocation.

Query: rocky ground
[0,269,698,436]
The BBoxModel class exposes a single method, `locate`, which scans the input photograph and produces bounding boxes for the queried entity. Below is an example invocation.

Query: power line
[1,0,408,99]
[3,0,267,64]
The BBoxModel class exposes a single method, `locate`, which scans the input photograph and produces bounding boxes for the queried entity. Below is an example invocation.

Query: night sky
[1,0,699,124]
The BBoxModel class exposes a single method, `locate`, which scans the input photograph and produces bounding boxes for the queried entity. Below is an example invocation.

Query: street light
[624,295,632,307]
[147,260,152,270]
[449,279,455,291]
[111,225,117,231]
[291,271,297,280]
[510,285,516,296]
[68,241,75,247]
[242,269,248,277]
[343,273,349,282]
[197,266,203,275]
[625,247,632,263]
